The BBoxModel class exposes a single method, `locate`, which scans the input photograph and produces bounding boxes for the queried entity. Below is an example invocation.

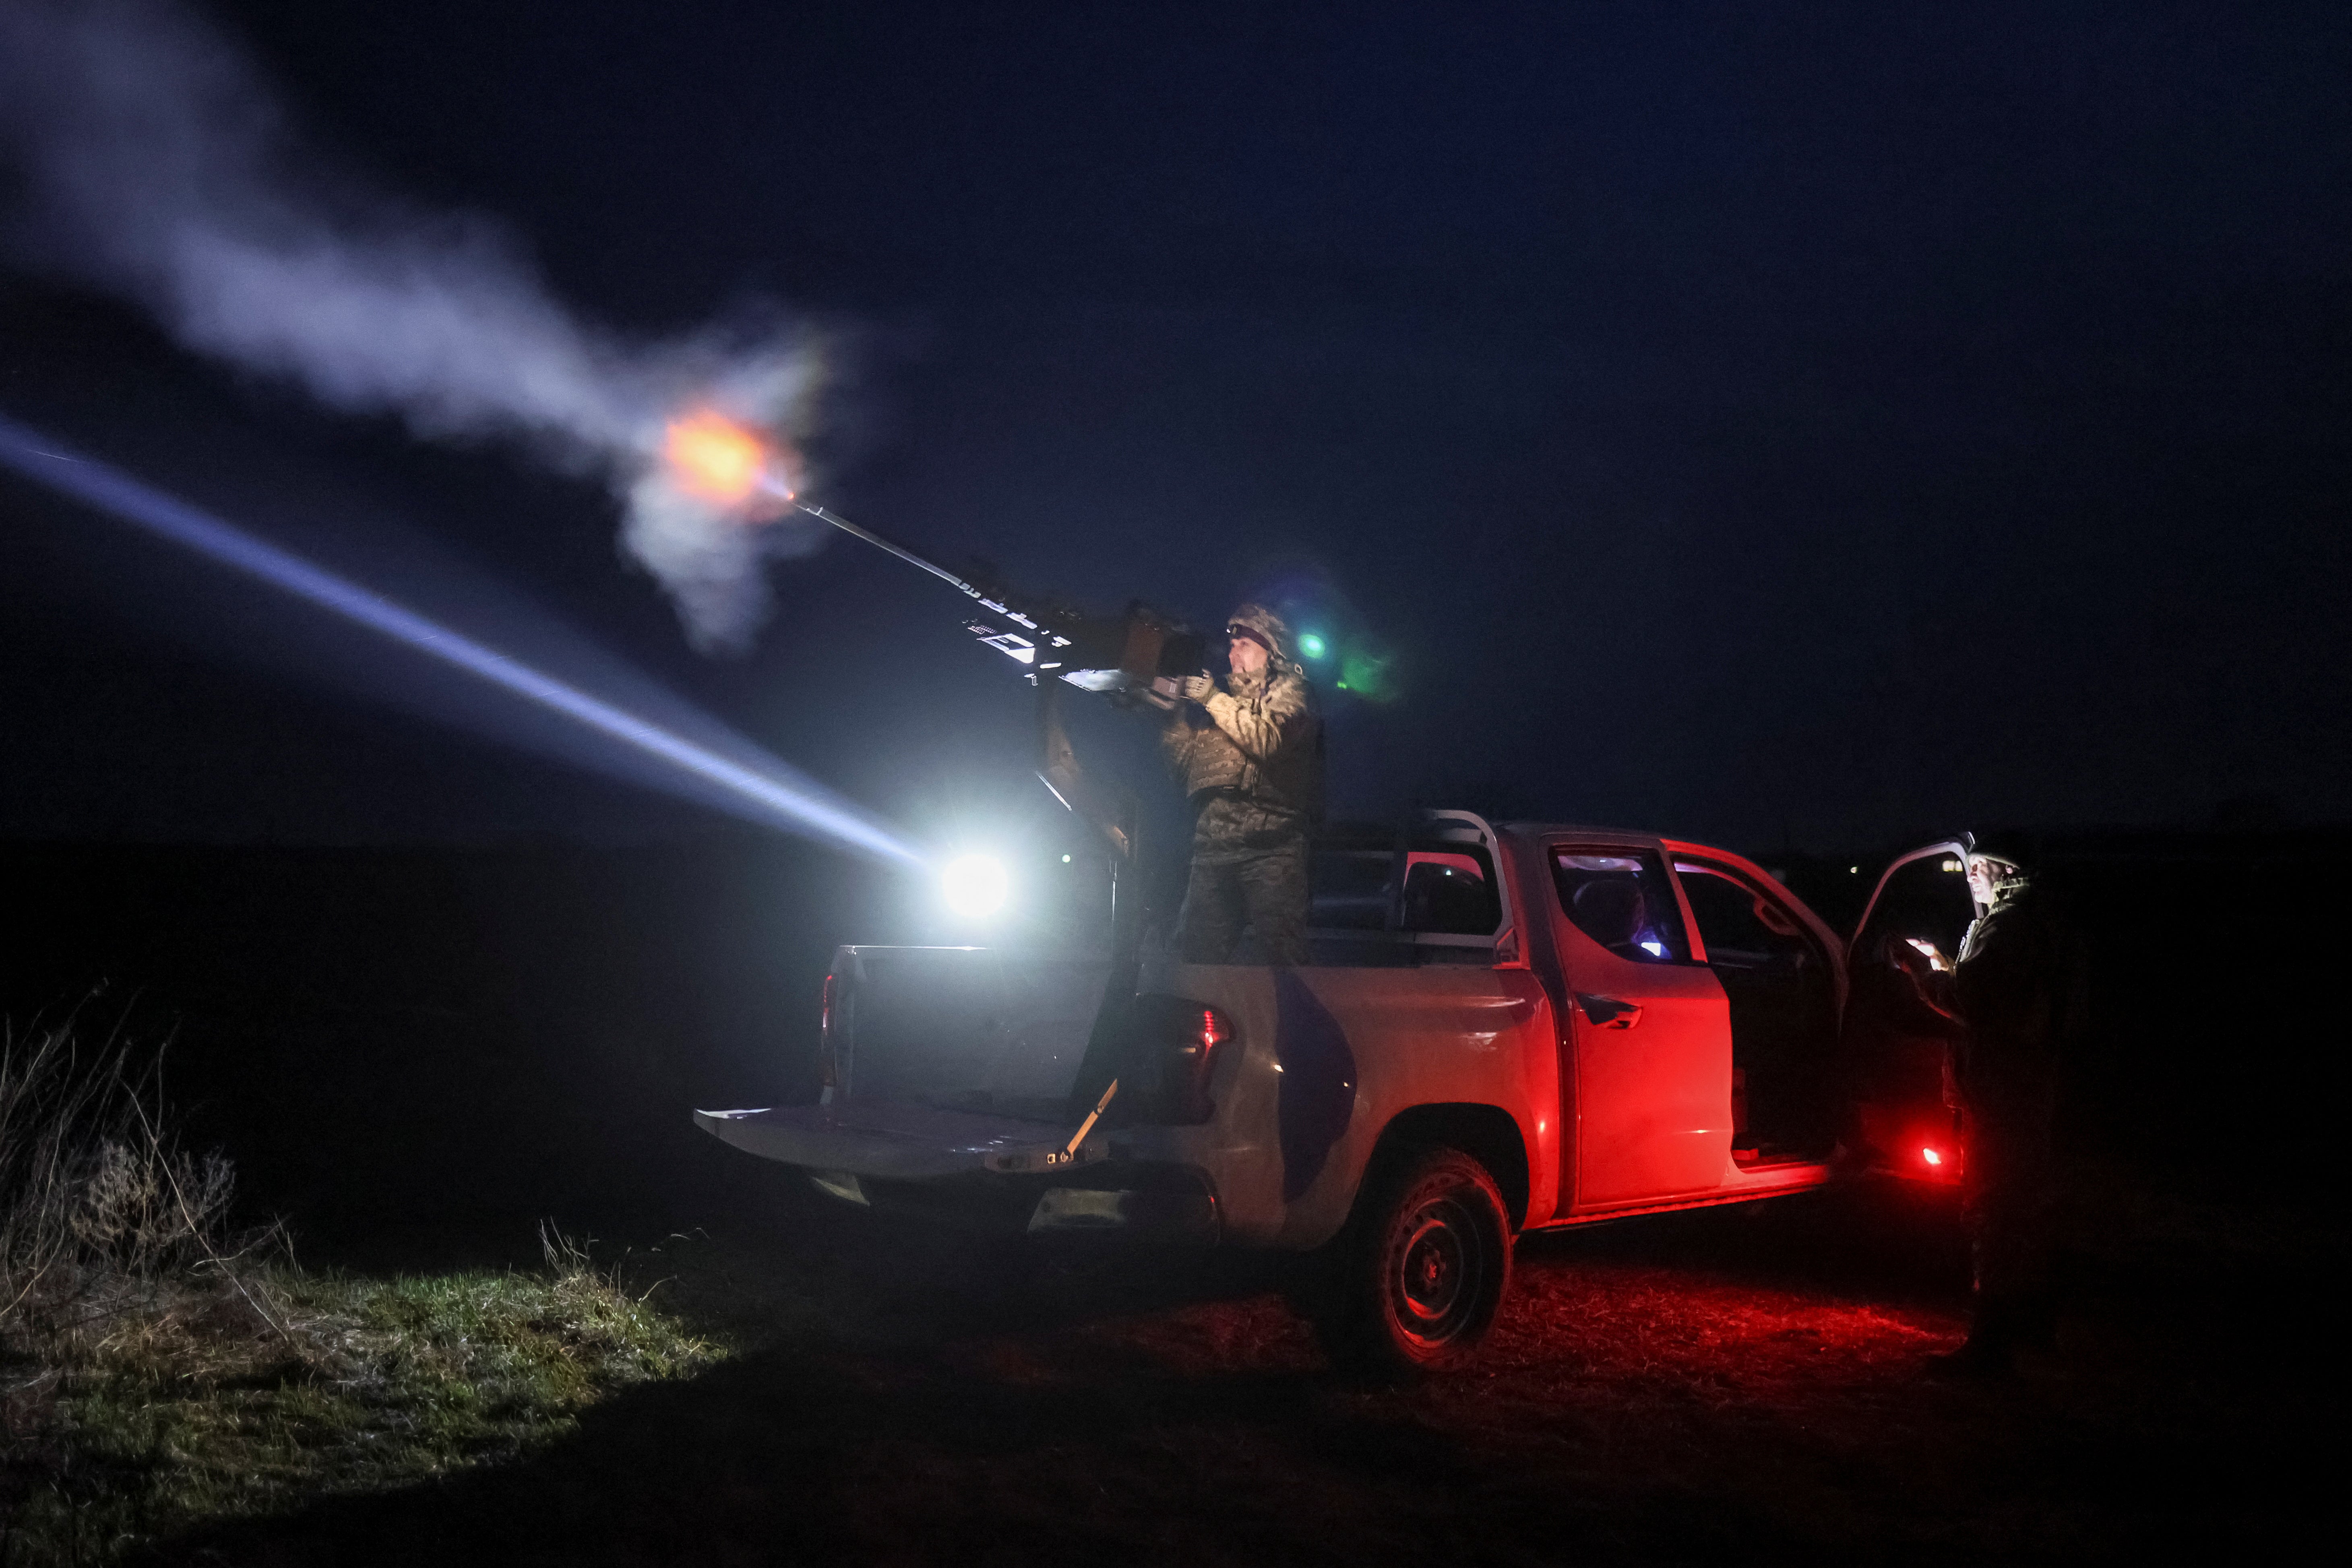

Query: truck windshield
[1552,849,1690,963]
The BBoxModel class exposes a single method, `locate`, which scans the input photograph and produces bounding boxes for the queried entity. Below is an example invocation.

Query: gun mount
[796,504,1206,700]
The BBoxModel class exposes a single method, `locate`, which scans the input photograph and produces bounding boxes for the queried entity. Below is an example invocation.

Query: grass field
[2,1028,729,1564]
[2,1241,721,1564]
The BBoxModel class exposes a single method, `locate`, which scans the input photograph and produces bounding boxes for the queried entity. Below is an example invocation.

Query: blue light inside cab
[1640,939,1667,957]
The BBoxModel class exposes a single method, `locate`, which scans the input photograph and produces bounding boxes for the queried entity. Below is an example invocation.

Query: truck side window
[1552,849,1690,963]
[1399,849,1500,936]
[1674,864,1818,970]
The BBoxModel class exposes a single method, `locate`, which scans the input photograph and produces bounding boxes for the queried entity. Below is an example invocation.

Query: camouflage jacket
[1162,664,1321,858]
[1952,884,2088,1110]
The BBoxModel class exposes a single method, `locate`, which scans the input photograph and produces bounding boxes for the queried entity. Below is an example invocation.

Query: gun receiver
[795,503,1205,699]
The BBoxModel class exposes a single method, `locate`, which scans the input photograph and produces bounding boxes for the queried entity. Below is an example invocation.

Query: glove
[1176,673,1217,704]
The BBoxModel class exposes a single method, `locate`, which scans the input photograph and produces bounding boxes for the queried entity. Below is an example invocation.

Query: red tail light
[1126,995,1234,1124]
[1167,1004,1232,1124]
[1190,1007,1230,1057]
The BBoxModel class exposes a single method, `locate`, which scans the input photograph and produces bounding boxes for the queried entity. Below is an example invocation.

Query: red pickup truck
[699,812,1973,1372]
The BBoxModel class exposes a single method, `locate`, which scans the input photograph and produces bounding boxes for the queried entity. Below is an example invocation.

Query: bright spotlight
[1297,632,1328,659]
[941,854,1010,918]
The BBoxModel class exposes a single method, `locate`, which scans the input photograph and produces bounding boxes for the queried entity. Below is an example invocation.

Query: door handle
[1576,993,1643,1029]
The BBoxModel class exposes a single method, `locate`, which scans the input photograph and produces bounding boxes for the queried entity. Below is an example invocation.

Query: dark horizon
[4,0,2346,859]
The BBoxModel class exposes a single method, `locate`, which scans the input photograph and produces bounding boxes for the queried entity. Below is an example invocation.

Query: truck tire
[1316,1145,1513,1376]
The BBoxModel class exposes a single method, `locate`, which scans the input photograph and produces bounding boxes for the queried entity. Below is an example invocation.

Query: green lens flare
[1298,632,1328,659]
[1338,648,1396,700]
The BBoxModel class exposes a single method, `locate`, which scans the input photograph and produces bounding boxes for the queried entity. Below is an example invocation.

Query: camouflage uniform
[1162,605,1322,965]
[1949,873,2088,1357]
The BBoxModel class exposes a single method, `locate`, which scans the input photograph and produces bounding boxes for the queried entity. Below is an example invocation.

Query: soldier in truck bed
[1161,603,1323,965]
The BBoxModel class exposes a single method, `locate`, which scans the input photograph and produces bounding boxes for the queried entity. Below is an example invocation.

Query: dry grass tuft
[0,1023,273,1351]
[0,1029,721,1566]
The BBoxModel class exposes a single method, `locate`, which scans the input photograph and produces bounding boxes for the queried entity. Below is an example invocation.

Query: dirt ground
[144,1167,2335,1568]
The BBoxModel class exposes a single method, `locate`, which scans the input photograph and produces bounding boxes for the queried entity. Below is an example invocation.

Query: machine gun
[662,417,1182,1107]
[795,502,1201,871]
[796,504,1206,703]
[800,502,1188,1119]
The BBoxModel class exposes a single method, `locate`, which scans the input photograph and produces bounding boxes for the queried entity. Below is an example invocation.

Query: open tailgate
[694,1100,1107,1179]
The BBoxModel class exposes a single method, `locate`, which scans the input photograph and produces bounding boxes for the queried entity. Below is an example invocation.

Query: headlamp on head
[1963,849,2030,903]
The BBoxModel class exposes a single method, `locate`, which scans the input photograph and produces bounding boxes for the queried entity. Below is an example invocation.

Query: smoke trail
[0,0,822,652]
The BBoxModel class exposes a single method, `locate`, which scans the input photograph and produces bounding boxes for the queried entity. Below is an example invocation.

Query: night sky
[3,0,2347,858]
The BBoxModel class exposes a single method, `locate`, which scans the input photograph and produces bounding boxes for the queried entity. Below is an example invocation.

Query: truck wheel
[1319,1146,1513,1376]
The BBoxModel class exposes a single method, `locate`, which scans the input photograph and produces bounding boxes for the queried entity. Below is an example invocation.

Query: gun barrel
[784,492,1195,689]
[792,501,979,596]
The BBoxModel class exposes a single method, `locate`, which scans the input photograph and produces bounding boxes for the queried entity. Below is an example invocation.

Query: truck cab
[698,812,1961,1370]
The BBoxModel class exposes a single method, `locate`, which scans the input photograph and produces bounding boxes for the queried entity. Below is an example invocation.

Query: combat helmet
[1224,603,1295,666]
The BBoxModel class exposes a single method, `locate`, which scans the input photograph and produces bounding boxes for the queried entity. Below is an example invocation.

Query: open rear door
[1842,841,1974,1180]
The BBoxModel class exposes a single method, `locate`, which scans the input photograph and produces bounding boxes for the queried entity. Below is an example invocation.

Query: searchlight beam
[0,413,917,866]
